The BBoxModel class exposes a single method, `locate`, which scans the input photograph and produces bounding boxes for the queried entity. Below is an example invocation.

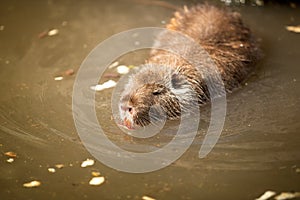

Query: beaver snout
[119,103,136,129]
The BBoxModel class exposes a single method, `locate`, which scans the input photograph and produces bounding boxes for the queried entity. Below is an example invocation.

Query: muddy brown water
[0,0,300,199]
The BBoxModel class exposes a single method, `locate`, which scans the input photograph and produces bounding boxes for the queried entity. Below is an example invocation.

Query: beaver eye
[152,90,161,95]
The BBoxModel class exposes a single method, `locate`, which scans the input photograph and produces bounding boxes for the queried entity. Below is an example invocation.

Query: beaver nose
[121,105,133,114]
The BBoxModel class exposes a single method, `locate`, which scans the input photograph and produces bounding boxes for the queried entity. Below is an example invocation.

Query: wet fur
[120,4,261,127]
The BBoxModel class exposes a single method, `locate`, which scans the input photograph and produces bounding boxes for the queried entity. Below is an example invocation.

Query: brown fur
[119,4,261,128]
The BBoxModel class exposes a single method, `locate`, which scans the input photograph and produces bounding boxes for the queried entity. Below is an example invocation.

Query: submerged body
[119,4,261,129]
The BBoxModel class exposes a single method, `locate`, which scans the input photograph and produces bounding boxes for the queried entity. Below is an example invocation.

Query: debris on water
[255,0,264,6]
[64,69,75,76]
[54,76,64,81]
[39,28,59,38]
[0,25,4,31]
[108,61,119,69]
[48,29,59,36]
[81,158,95,168]
[90,80,116,91]
[91,171,101,177]
[55,164,64,169]
[5,60,10,64]
[117,65,130,74]
[142,195,156,200]
[53,69,75,81]
[286,25,300,33]
[38,30,48,38]
[255,191,276,200]
[89,176,105,186]
[6,158,14,163]
[4,151,17,158]
[295,168,300,173]
[48,168,56,173]
[274,192,300,200]
[23,180,41,188]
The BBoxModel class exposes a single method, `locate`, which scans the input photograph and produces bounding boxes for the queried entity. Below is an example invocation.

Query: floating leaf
[23,181,41,188]
[89,177,105,186]
[81,159,95,168]
[286,25,300,33]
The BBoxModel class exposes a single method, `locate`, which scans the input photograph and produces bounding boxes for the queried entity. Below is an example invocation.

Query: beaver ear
[170,73,190,96]
[171,73,185,89]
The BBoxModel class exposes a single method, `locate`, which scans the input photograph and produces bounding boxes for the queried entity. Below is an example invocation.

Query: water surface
[0,0,300,199]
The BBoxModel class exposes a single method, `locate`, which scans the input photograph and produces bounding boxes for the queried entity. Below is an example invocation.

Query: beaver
[119,4,261,129]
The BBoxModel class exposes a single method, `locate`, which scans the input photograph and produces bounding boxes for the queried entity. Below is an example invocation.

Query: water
[0,0,300,199]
